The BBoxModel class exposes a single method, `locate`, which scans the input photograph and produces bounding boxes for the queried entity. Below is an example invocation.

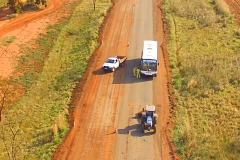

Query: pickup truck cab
[102,56,127,72]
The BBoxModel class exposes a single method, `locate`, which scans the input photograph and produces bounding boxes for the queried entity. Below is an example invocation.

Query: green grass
[0,0,112,159]
[0,36,16,46]
[164,0,240,159]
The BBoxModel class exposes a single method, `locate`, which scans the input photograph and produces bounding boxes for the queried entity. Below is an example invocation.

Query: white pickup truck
[102,56,127,72]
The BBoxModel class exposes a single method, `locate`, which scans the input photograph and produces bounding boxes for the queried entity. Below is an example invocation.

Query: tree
[0,77,24,122]
[0,109,29,160]
[35,0,47,6]
[7,0,23,13]
[7,0,47,13]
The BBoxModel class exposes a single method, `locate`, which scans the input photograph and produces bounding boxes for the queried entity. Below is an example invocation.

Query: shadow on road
[91,58,155,84]
[114,59,154,84]
[117,124,139,135]
[92,67,112,75]
[117,124,155,137]
[117,115,155,137]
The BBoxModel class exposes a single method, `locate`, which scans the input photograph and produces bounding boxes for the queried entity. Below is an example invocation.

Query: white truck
[102,56,127,72]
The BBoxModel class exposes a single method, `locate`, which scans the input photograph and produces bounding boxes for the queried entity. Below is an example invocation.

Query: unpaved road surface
[53,0,177,159]
[1,0,240,159]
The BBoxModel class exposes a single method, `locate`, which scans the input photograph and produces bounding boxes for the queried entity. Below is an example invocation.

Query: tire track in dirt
[0,0,62,37]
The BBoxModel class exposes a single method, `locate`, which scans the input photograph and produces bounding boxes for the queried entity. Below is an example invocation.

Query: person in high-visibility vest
[136,68,141,78]
[133,66,137,77]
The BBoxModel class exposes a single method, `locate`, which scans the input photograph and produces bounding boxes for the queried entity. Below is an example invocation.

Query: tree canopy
[7,0,47,13]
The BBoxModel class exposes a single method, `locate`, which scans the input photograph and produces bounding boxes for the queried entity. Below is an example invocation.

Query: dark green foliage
[7,0,47,13]
[7,0,22,13]
[35,0,46,5]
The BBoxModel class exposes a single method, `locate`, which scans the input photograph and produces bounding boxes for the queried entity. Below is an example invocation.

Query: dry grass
[214,0,231,16]
[165,0,240,159]
[57,114,67,131]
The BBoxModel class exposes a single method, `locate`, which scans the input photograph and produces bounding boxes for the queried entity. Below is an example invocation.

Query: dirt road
[52,0,177,159]
[1,0,239,159]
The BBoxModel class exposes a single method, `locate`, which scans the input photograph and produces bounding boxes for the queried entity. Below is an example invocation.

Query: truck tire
[153,126,156,133]
[121,62,125,67]
[141,117,146,124]
[141,124,145,133]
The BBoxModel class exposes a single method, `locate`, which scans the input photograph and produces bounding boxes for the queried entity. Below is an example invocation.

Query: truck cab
[102,57,120,71]
[102,56,127,72]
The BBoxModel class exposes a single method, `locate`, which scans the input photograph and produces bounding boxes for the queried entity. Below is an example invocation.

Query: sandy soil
[0,0,66,77]
[0,0,239,159]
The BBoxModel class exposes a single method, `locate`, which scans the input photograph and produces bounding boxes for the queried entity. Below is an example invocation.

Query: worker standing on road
[136,68,141,78]
[133,66,137,77]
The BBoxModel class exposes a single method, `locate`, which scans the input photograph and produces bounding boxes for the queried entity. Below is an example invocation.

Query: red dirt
[0,0,62,37]
[0,0,74,77]
[225,0,240,26]
[0,0,239,159]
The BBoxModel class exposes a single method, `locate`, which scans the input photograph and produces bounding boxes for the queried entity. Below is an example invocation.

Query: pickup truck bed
[116,56,127,66]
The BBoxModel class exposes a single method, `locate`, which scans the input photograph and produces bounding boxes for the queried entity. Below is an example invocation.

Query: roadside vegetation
[0,0,111,159]
[7,0,47,13]
[0,36,16,46]
[1,0,47,20]
[0,0,7,7]
[164,0,240,159]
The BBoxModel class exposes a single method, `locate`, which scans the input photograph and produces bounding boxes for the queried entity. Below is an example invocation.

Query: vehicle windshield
[106,59,115,63]
[140,60,157,71]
